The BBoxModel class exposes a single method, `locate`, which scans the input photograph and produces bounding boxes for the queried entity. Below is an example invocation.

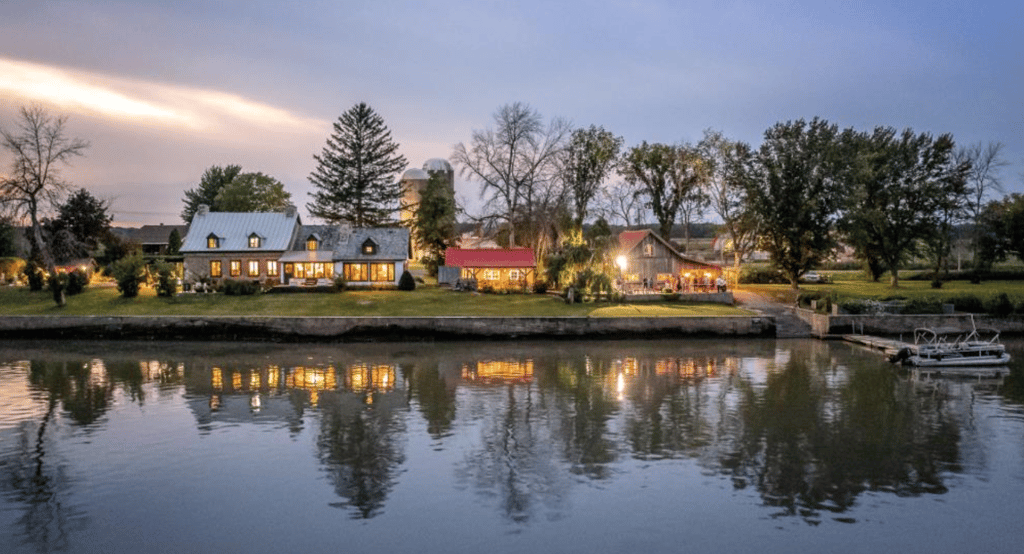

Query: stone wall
[0,314,774,342]
[795,308,1024,337]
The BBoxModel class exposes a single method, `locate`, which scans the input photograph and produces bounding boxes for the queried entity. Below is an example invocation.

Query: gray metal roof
[401,168,429,180]
[180,211,300,253]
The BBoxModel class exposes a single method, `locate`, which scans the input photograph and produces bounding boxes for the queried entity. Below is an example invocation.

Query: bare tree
[958,141,1007,264]
[699,129,759,267]
[451,102,570,248]
[596,180,646,227]
[1,106,89,271]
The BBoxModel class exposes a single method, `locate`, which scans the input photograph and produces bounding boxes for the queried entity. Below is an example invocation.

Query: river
[2,337,1023,553]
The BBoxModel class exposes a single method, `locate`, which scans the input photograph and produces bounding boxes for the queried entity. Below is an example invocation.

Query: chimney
[197,204,209,217]
[284,204,297,218]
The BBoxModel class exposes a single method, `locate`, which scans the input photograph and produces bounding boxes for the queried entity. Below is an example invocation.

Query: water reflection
[1,339,1022,550]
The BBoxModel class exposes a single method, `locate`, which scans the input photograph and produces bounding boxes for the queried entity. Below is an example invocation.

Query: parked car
[801,271,822,283]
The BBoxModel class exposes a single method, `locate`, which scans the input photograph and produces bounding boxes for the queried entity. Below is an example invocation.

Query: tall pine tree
[308,103,407,226]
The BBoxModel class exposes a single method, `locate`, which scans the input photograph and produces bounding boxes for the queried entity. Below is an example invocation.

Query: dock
[841,334,910,357]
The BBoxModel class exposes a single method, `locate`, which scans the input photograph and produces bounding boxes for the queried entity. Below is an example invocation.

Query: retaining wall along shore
[795,308,1024,337]
[0,314,775,341]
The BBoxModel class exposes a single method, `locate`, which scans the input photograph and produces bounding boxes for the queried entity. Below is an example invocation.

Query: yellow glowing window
[247,260,260,277]
[210,260,222,278]
[230,260,241,277]
[267,261,278,276]
[483,269,500,281]
[207,234,219,248]
[370,263,393,282]
[249,234,261,248]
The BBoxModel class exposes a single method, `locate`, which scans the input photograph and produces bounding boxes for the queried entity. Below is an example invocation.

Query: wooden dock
[841,334,910,357]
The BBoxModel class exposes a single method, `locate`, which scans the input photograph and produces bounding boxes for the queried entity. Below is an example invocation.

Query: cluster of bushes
[822,292,1024,316]
[222,279,261,296]
[797,291,837,313]
[739,267,788,284]
[906,269,1024,282]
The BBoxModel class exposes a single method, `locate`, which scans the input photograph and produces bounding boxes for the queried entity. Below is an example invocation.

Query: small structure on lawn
[443,248,536,291]
[616,229,721,292]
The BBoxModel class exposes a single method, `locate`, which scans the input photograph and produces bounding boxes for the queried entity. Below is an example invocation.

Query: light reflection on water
[1,338,1023,554]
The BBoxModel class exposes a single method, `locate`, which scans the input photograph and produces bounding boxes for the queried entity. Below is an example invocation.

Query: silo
[399,167,429,225]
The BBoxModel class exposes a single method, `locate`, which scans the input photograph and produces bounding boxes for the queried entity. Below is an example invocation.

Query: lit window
[483,269,500,281]
[230,260,241,277]
[643,242,654,256]
[249,234,261,248]
[247,260,260,277]
[210,260,222,278]
[362,239,377,255]
[207,234,220,249]
[370,263,393,282]
[345,263,368,281]
[306,236,318,250]
[509,269,520,281]
[267,261,278,276]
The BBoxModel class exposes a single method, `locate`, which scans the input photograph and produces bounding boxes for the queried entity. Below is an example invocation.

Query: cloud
[0,57,324,139]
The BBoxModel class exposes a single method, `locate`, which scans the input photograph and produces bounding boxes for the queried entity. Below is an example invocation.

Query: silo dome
[402,168,429,180]
[422,158,453,173]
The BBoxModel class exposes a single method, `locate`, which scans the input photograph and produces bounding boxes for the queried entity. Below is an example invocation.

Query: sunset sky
[1,0,1021,226]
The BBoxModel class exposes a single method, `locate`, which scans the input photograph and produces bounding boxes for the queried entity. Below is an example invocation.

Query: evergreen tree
[308,103,407,226]
[180,164,241,223]
[43,187,113,262]
[167,228,182,255]
[412,174,457,275]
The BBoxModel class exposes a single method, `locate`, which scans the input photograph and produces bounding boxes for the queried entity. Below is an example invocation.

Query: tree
[411,173,457,276]
[43,188,113,262]
[699,129,759,267]
[748,118,842,288]
[957,142,1007,265]
[181,164,241,223]
[976,193,1024,266]
[620,142,709,241]
[1,105,89,272]
[597,180,646,226]
[451,102,570,248]
[214,172,292,212]
[839,127,970,287]
[562,125,622,227]
[167,228,182,256]
[0,216,19,257]
[308,102,407,226]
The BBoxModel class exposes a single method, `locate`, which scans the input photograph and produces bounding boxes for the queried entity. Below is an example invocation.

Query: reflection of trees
[554,358,618,479]
[459,383,567,524]
[624,357,718,460]
[2,362,88,552]
[406,363,457,438]
[316,391,406,519]
[719,357,961,522]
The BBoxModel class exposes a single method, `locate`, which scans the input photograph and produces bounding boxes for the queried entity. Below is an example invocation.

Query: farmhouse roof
[180,210,300,252]
[445,248,536,268]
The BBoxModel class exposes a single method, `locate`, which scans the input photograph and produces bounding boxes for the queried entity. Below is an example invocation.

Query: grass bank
[740,274,1024,307]
[0,285,749,317]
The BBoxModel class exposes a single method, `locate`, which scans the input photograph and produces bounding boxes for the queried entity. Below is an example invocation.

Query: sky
[1,0,1021,227]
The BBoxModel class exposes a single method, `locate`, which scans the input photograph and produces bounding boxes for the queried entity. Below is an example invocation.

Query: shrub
[899,298,943,314]
[333,274,347,292]
[154,261,178,297]
[47,272,68,306]
[985,293,1014,317]
[397,270,416,291]
[223,279,260,295]
[533,280,548,295]
[0,257,26,281]
[66,267,89,295]
[24,261,45,291]
[739,267,787,284]
[112,254,147,298]
[948,294,984,314]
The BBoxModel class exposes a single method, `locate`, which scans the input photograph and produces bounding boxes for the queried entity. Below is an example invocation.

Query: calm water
[2,337,1024,554]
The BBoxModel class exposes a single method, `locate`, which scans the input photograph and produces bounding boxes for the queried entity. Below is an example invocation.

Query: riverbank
[0,314,775,341]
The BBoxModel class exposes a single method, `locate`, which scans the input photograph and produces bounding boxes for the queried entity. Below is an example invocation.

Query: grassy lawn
[739,272,1024,305]
[0,284,750,317]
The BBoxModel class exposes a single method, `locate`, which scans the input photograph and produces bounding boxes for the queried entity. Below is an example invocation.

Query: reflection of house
[443,248,536,290]
[617,230,720,289]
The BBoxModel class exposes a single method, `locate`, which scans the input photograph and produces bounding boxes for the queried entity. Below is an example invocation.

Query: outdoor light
[616,255,627,272]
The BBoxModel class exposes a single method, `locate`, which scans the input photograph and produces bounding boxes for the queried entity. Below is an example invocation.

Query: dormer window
[207,233,220,249]
[306,235,319,251]
[361,239,377,255]
[248,233,262,248]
